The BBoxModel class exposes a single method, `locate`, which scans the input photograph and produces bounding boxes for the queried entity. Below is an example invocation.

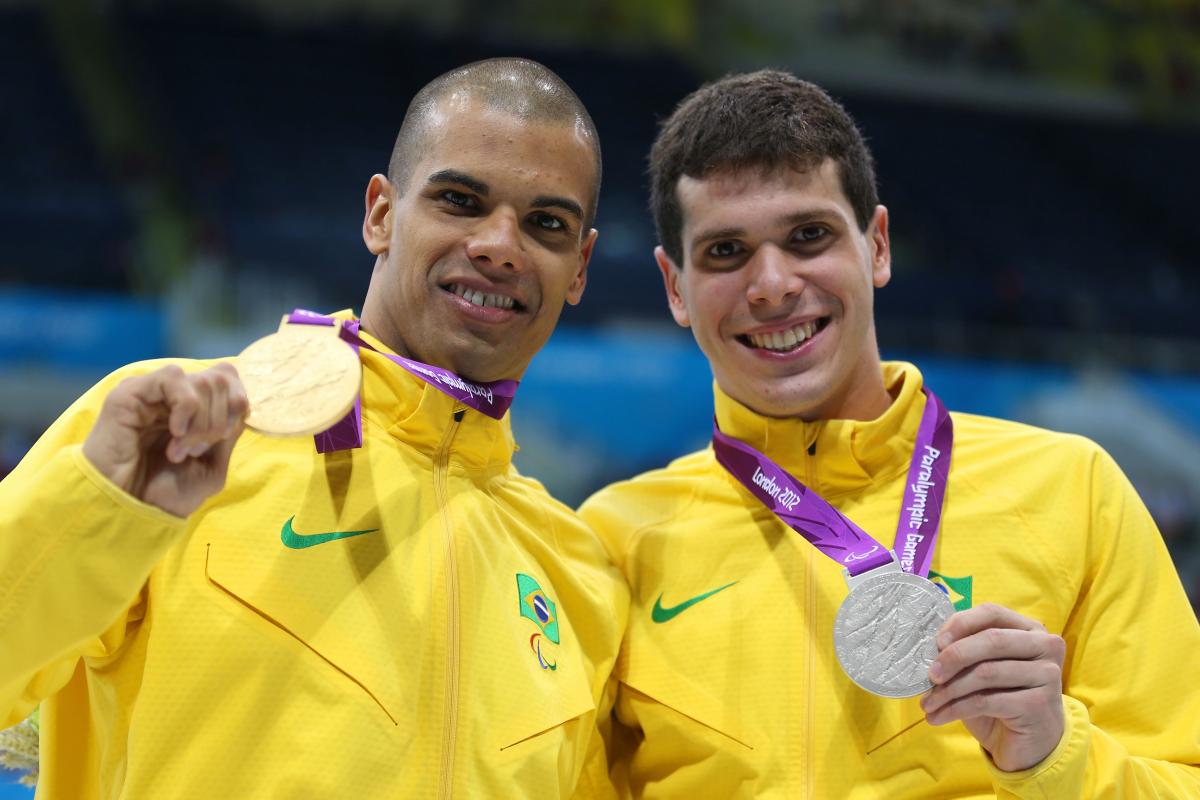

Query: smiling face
[658,160,893,420]
[360,95,597,382]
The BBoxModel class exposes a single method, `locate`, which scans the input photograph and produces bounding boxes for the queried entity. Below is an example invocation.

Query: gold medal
[236,320,361,437]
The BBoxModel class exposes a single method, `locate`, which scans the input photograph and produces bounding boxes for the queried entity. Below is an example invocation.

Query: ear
[655,245,690,328]
[868,204,892,288]
[565,227,597,306]
[363,174,393,255]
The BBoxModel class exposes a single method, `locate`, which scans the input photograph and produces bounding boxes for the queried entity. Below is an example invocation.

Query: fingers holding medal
[920,603,1066,772]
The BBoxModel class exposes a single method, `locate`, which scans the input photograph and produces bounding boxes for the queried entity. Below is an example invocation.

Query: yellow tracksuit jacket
[580,362,1200,799]
[0,329,627,798]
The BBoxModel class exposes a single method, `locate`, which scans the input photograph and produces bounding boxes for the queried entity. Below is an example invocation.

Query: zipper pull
[453,409,465,423]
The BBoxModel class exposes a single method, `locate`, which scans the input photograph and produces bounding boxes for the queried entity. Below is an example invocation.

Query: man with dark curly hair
[581,69,1200,798]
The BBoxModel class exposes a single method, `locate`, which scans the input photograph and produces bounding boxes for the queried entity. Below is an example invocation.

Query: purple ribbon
[896,389,953,577]
[712,388,953,578]
[284,309,519,452]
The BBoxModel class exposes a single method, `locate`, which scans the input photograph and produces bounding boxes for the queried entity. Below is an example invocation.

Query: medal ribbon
[285,309,519,452]
[712,388,952,577]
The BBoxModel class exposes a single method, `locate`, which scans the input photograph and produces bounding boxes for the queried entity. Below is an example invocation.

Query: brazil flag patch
[929,569,973,612]
[517,573,560,643]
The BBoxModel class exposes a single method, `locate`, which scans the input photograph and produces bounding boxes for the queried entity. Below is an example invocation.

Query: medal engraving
[237,325,361,437]
[834,569,953,698]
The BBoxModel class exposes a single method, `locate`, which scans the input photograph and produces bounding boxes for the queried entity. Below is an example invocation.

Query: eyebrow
[426,169,489,195]
[691,225,746,246]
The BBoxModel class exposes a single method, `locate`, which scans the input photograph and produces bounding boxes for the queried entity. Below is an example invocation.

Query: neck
[358,306,523,385]
[359,298,412,361]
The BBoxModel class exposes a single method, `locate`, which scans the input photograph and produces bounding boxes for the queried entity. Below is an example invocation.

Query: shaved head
[388,58,602,227]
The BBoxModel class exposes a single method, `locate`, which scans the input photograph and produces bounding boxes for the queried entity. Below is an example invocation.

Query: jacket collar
[712,362,928,499]
[351,324,517,473]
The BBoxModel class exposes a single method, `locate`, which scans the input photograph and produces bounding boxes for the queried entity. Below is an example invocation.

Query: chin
[757,396,823,420]
[732,375,829,419]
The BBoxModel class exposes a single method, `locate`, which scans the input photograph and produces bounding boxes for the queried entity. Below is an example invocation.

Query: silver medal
[833,554,954,698]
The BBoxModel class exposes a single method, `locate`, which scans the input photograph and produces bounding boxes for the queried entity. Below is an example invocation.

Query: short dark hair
[649,69,878,266]
[388,57,602,228]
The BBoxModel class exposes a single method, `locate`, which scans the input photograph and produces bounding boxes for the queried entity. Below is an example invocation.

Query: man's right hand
[82,363,249,518]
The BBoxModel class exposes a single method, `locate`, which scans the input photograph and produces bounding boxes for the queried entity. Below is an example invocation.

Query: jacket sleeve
[989,445,1200,798]
[573,489,647,800]
[0,367,188,727]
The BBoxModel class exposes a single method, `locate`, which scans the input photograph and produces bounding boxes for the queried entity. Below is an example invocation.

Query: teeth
[450,284,515,310]
[748,321,819,351]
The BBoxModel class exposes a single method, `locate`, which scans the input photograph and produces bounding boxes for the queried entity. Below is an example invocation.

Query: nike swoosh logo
[280,516,379,549]
[651,581,737,623]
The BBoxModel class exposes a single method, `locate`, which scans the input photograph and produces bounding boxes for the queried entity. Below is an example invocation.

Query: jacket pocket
[619,653,758,751]
[482,629,600,797]
[614,637,765,799]
[203,534,407,725]
[618,609,760,750]
[494,667,596,753]
[484,601,599,753]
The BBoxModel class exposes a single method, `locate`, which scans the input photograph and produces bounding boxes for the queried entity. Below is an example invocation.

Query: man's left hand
[920,603,1066,772]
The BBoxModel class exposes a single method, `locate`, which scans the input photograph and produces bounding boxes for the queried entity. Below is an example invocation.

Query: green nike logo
[280,516,379,549]
[651,581,737,623]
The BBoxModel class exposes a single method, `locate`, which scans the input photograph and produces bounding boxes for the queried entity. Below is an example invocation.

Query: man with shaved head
[0,58,626,798]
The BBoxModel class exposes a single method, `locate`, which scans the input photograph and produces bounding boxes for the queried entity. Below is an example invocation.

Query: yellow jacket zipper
[435,407,465,800]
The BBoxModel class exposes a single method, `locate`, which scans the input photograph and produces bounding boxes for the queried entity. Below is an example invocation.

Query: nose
[465,207,525,272]
[745,244,805,306]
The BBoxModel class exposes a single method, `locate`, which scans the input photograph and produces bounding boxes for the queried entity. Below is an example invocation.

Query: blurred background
[1,0,1198,789]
